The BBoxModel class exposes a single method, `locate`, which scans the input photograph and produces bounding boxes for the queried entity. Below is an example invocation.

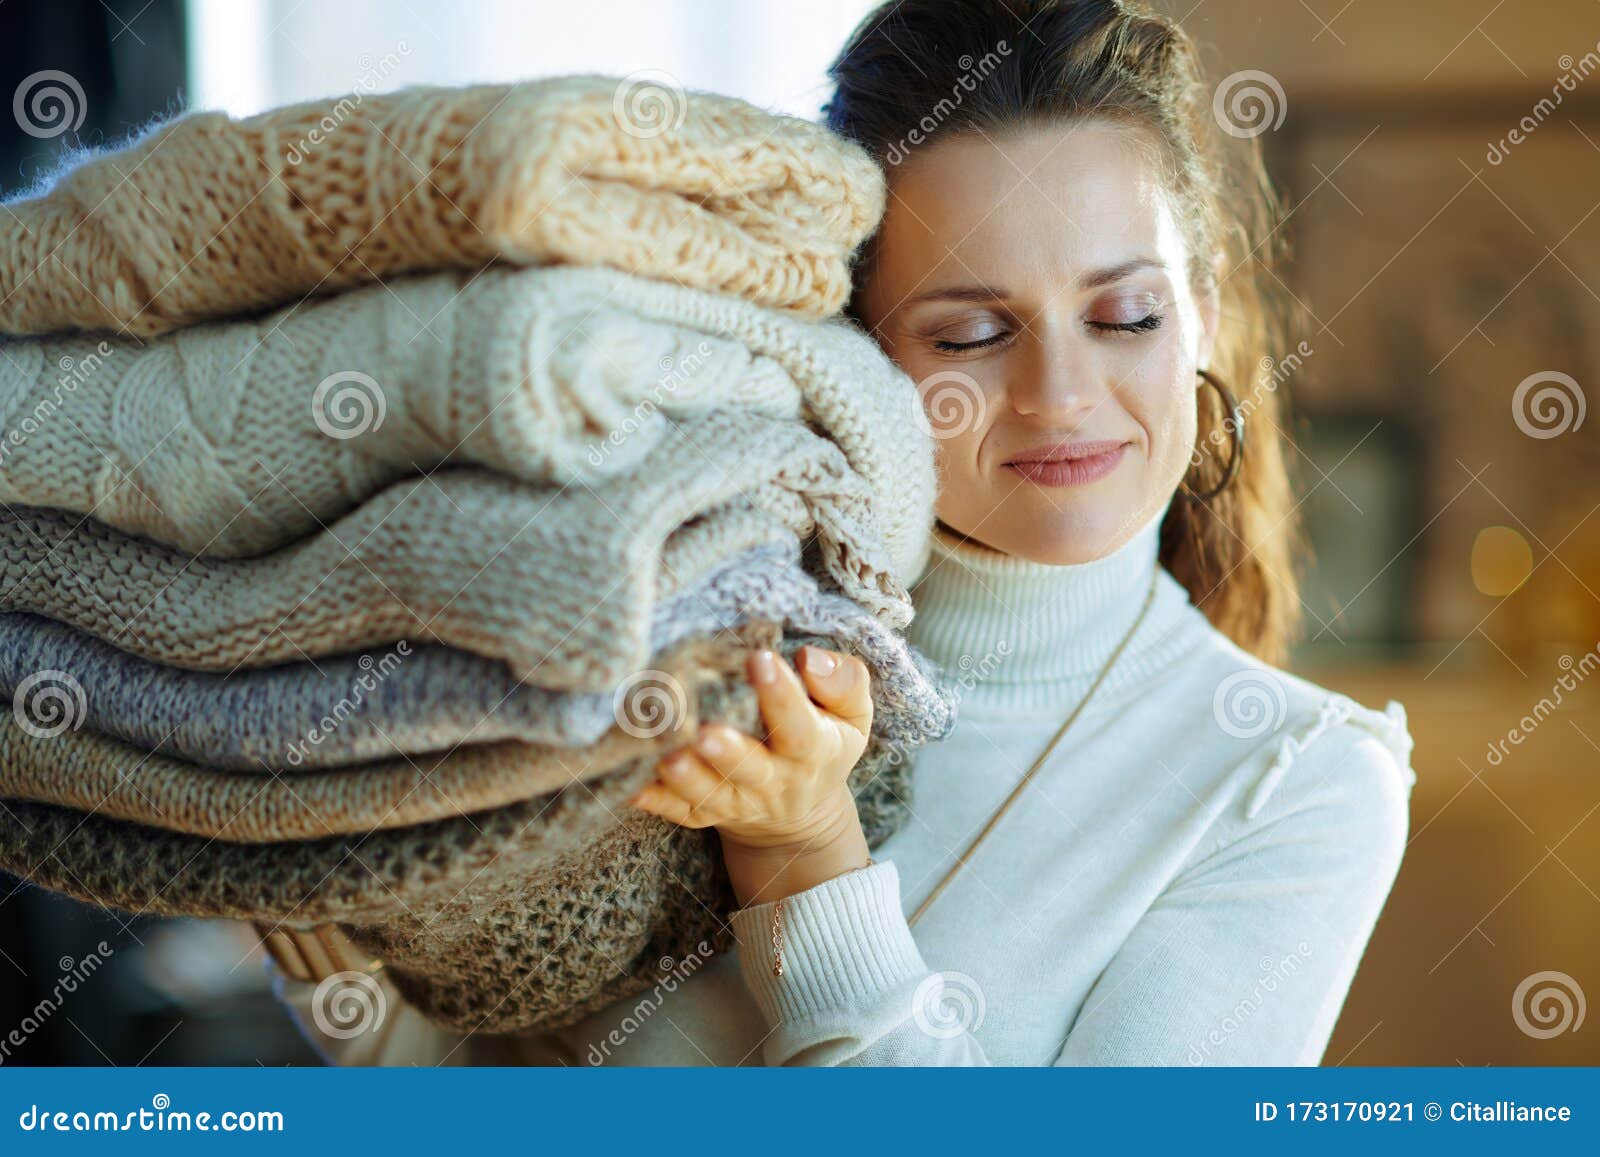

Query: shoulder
[1150,592,1416,855]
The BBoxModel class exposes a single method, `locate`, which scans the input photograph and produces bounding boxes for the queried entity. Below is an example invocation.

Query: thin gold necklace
[906,568,1161,929]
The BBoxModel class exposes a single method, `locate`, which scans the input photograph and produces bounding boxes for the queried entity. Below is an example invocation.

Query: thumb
[796,646,873,736]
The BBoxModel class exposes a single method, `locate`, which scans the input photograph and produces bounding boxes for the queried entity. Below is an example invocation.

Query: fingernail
[804,647,837,675]
[751,650,777,684]
[696,727,723,756]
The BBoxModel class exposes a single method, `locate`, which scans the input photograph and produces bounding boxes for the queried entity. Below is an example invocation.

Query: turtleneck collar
[904,503,1198,713]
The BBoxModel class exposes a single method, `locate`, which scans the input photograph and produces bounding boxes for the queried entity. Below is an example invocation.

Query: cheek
[889,345,1006,455]
[1117,350,1199,484]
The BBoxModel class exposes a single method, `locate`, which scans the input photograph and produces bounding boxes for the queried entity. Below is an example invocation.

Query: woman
[272,0,1414,1066]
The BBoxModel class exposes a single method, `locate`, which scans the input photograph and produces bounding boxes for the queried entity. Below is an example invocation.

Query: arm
[1054,721,1413,1065]
[699,714,1411,1067]
[729,859,994,1065]
[634,644,996,1066]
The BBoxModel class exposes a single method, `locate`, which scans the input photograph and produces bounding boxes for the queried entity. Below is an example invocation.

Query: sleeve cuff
[730,859,928,1026]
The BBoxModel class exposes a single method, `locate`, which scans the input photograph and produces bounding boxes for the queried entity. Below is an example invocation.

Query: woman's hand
[629,644,874,907]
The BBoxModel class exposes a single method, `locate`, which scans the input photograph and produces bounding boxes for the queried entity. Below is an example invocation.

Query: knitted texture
[0,552,955,841]
[0,424,917,691]
[0,75,884,337]
[0,634,724,841]
[0,542,953,772]
[0,265,934,586]
[0,624,925,1034]
[0,73,947,1040]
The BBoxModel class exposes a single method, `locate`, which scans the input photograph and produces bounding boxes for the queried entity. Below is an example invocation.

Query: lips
[1003,439,1129,487]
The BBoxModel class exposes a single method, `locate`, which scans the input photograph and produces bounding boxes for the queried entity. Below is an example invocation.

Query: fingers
[796,646,873,736]
[690,723,772,787]
[747,649,822,760]
[629,782,707,827]
[655,747,730,810]
[631,748,725,826]
[631,727,773,827]
[631,645,874,834]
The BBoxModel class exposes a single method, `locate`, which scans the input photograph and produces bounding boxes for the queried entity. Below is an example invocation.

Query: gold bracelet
[771,856,874,978]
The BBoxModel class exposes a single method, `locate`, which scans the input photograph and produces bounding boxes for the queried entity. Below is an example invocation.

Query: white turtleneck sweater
[270,508,1416,1066]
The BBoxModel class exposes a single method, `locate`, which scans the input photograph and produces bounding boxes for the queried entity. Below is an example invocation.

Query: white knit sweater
[271,505,1415,1066]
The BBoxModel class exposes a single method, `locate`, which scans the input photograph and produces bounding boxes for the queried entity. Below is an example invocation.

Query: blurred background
[0,0,1594,1065]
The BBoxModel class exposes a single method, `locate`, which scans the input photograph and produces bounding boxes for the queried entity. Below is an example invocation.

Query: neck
[905,505,1189,712]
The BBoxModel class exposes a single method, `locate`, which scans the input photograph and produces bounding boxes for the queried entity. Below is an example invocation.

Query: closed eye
[1088,313,1164,335]
[933,332,1010,353]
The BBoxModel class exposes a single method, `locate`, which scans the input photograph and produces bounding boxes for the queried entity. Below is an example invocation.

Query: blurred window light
[185,0,879,120]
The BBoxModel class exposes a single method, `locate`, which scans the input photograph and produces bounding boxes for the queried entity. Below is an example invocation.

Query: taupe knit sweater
[0,555,955,841]
[0,417,919,688]
[0,542,951,771]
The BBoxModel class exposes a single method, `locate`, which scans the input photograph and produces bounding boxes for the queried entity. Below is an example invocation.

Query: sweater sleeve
[731,705,1414,1068]
[729,860,995,1065]
[1053,710,1414,1065]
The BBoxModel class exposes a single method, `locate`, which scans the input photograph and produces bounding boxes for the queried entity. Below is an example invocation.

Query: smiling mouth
[1003,440,1129,487]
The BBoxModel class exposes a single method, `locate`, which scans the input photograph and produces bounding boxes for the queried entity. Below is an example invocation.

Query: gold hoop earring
[1182,369,1244,503]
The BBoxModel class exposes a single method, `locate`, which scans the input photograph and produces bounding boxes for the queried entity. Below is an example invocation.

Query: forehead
[876,121,1187,290]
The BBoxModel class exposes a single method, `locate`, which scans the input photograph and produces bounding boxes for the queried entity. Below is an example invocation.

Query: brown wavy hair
[825,0,1302,663]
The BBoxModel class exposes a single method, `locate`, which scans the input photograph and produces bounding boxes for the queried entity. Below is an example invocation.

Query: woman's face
[859,121,1217,564]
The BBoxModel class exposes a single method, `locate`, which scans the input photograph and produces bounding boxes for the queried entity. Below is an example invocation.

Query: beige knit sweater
[0,75,883,337]
[0,265,934,587]
[0,417,916,688]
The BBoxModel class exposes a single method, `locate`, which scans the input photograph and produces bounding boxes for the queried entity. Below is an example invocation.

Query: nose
[1006,325,1103,424]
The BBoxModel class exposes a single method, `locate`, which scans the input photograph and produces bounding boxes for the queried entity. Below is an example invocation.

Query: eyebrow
[908,257,1167,304]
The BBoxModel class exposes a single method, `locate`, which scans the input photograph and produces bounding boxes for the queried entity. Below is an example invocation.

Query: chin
[1013,519,1134,565]
[955,484,1155,565]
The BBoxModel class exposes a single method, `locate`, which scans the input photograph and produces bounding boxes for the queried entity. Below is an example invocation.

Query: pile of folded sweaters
[0,76,954,1034]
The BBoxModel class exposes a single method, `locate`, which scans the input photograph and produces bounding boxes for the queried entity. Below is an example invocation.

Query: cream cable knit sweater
[273,505,1415,1066]
[0,266,933,588]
